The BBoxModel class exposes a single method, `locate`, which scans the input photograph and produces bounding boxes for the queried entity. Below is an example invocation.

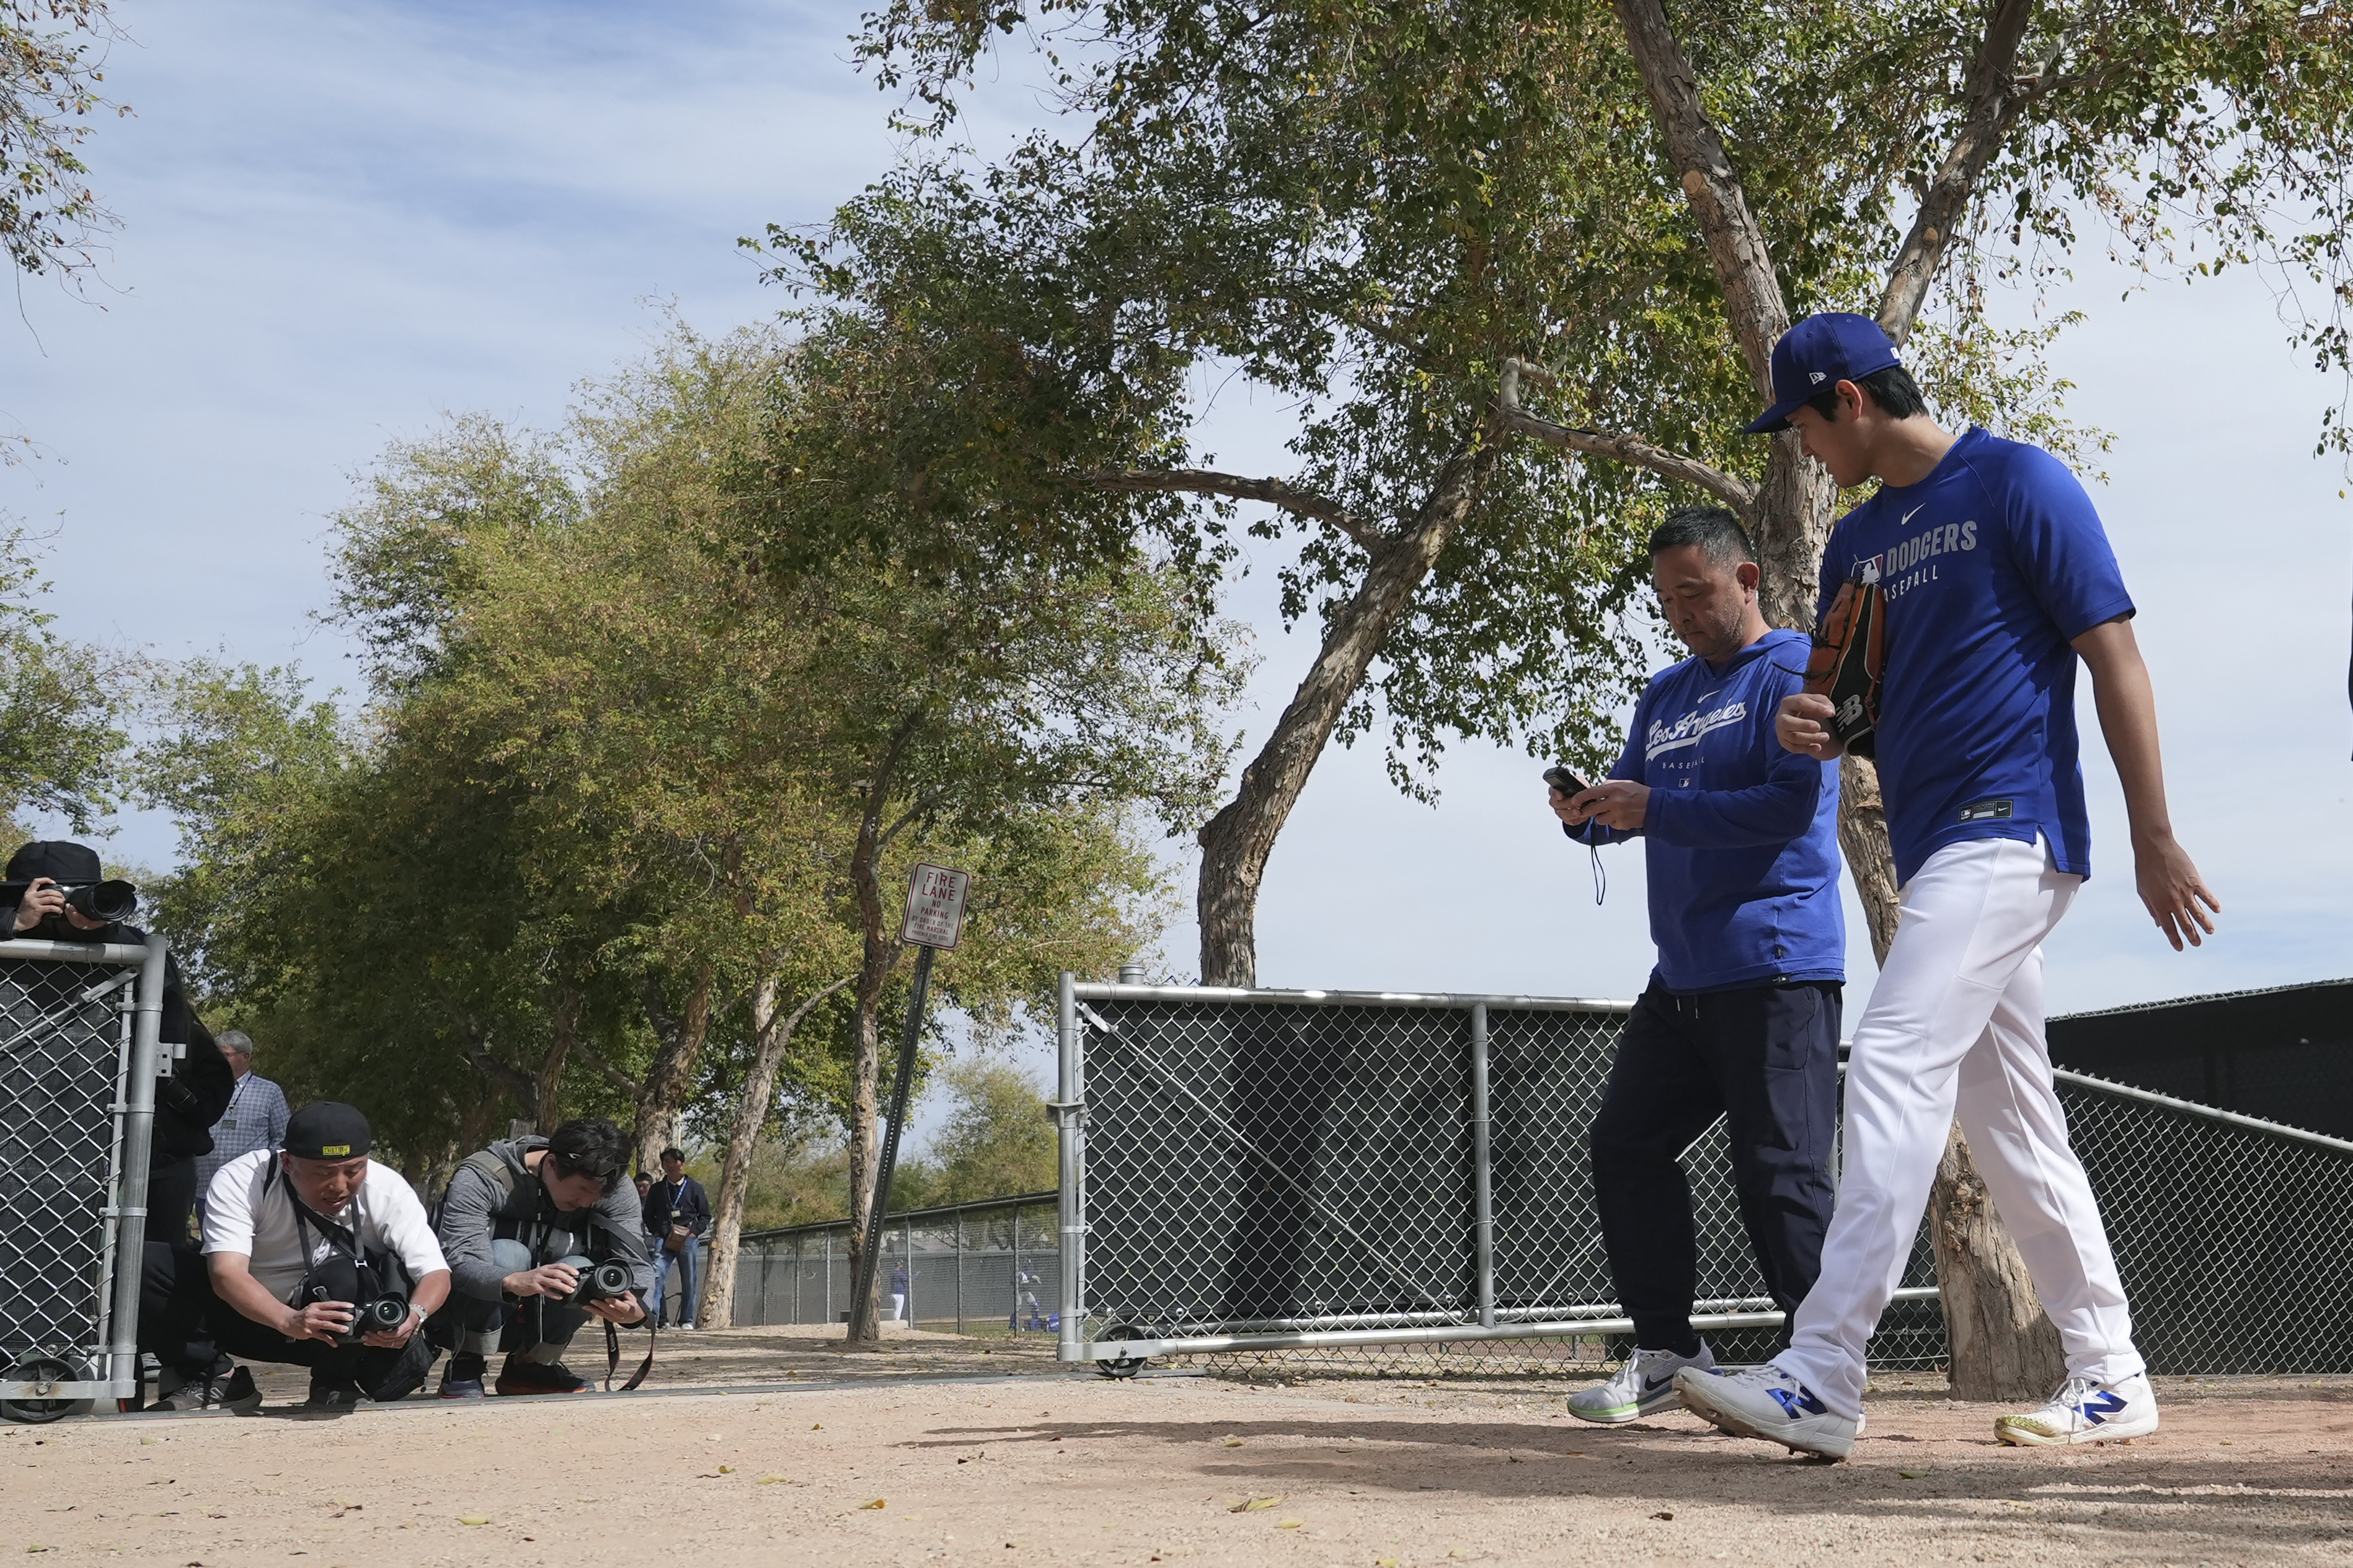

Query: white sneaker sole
[1566,1392,1680,1425]
[1994,1407,2158,1446]
[1675,1379,1855,1461]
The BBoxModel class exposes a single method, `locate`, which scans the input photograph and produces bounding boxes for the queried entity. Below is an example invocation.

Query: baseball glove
[1804,562,1887,758]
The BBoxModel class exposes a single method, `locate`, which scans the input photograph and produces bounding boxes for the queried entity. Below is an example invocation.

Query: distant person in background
[4,840,231,1245]
[195,1031,291,1223]
[644,1147,709,1330]
[888,1262,908,1325]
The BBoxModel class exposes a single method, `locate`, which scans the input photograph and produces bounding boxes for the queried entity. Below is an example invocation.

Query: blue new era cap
[1744,313,1902,433]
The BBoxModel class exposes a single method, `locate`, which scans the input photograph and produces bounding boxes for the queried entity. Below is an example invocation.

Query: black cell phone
[1542,765,1592,797]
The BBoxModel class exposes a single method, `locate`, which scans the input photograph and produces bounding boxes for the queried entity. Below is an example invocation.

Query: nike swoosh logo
[1900,505,1925,527]
[1643,1374,1677,1392]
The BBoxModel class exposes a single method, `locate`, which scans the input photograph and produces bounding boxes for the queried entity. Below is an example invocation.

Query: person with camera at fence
[1672,315,2212,1461]
[643,1146,709,1331]
[193,1031,290,1225]
[1547,507,1846,1429]
[3,840,233,1249]
[431,1117,652,1398]
[141,1101,450,1411]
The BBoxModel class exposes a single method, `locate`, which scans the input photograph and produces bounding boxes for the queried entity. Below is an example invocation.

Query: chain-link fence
[0,937,166,1420]
[1054,977,2353,1380]
[731,1193,1061,1335]
[2057,1068,2353,1375]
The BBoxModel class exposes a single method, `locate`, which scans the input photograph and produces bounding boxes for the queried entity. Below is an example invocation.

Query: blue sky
[5,0,2348,1073]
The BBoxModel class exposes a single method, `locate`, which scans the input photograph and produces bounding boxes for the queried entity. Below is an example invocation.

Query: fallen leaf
[1900,1468,1931,1480]
[718,1465,735,1474]
[1230,1496,1283,1513]
[140,1438,160,1447]
[458,1517,490,1526]
[1223,1439,1243,1448]
[757,1474,788,1485]
[859,1498,886,1510]
[1651,1511,1674,1521]
[1276,1519,1303,1529]
[812,1423,822,1431]
[27,1548,50,1556]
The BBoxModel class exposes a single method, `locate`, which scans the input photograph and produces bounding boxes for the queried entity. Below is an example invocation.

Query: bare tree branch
[1876,0,2041,343]
[1084,467,1383,548]
[1612,0,1790,390]
[1500,359,1758,516]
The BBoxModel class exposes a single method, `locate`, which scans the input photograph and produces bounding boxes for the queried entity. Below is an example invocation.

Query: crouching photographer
[142,1101,451,1410]
[429,1117,651,1398]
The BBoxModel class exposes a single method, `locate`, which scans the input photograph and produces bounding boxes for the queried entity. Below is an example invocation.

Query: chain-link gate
[1054,977,2353,1381]
[1052,979,1938,1377]
[0,936,167,1421]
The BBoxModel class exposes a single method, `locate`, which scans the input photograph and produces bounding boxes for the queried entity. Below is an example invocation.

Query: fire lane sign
[901,863,973,950]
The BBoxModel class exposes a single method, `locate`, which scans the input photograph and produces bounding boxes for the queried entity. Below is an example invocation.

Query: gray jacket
[436,1136,654,1303]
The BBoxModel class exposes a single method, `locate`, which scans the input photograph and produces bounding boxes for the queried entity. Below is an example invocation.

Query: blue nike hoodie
[1570,627,1845,991]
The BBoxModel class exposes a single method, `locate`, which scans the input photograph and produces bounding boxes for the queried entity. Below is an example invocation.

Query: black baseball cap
[5,841,105,885]
[1744,313,1903,433]
[285,1102,373,1161]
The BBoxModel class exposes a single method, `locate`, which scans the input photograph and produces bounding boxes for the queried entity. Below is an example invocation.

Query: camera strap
[603,1313,656,1393]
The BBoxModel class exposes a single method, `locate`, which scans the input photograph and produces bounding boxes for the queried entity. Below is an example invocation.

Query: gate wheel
[1095,1324,1149,1380]
[2,1358,92,1425]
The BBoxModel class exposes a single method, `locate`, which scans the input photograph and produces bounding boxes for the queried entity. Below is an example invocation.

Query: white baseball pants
[1775,834,2144,1417]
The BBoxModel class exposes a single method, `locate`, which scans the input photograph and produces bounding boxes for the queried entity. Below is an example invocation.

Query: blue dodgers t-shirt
[1574,628,1844,992]
[1818,426,2134,886]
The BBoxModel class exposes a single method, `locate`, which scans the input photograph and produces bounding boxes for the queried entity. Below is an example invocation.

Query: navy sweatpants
[1589,977,1841,1353]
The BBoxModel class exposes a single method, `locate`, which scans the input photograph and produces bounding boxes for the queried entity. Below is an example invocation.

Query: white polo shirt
[201,1149,448,1304]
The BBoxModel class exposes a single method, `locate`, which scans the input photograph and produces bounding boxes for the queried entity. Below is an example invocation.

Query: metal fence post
[105,937,166,1393]
[1055,969,1085,1361]
[1469,1001,1495,1330]
[954,1207,965,1335]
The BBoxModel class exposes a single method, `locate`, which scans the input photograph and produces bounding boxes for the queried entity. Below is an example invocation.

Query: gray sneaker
[1568,1342,1718,1424]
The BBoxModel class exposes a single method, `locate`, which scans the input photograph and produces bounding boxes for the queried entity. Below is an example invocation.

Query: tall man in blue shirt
[1676,314,2219,1462]
[1552,505,1845,1426]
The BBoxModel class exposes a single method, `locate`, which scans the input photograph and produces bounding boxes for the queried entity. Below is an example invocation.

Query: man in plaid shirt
[193,1031,291,1224]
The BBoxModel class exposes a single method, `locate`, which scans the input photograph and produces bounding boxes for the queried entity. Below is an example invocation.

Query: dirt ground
[6,1327,2351,1566]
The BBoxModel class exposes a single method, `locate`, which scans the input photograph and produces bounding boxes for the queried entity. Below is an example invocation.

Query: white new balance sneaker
[1994,1372,2159,1446]
[1673,1363,1858,1460]
[1567,1342,1718,1424]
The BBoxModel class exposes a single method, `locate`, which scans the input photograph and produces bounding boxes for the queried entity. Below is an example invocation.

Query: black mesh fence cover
[0,957,134,1373]
[1071,992,2344,1378]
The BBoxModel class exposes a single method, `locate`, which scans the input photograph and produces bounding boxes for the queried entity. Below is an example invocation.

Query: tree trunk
[533,983,579,1135]
[1195,436,1497,986]
[700,971,853,1332]
[1930,1127,2067,1399]
[632,967,716,1177]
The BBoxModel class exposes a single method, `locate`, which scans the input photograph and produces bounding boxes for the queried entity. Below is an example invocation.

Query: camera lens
[63,879,137,924]
[588,1261,634,1299]
[360,1295,410,1332]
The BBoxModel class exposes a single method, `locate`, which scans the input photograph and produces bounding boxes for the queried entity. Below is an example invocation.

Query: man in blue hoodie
[1551,505,1844,1426]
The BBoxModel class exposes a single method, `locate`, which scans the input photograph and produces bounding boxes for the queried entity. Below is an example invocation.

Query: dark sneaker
[304,1374,363,1411]
[494,1357,595,1396]
[215,1366,262,1414]
[438,1354,486,1400]
[368,1337,440,1404]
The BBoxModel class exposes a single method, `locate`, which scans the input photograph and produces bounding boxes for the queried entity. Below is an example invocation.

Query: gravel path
[5,1333,2347,1565]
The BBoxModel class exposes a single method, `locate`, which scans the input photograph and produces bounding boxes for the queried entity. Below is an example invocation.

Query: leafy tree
[921,1056,1057,1206]
[0,524,133,831]
[1,0,125,297]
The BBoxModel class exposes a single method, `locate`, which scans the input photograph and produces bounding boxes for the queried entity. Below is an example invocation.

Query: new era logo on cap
[1745,313,1902,433]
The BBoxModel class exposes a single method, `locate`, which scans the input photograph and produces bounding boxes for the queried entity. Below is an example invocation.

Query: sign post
[851,863,971,1341]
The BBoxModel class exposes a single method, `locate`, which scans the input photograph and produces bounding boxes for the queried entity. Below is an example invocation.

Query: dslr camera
[336,1293,413,1346]
[2,876,139,926]
[551,1254,634,1307]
